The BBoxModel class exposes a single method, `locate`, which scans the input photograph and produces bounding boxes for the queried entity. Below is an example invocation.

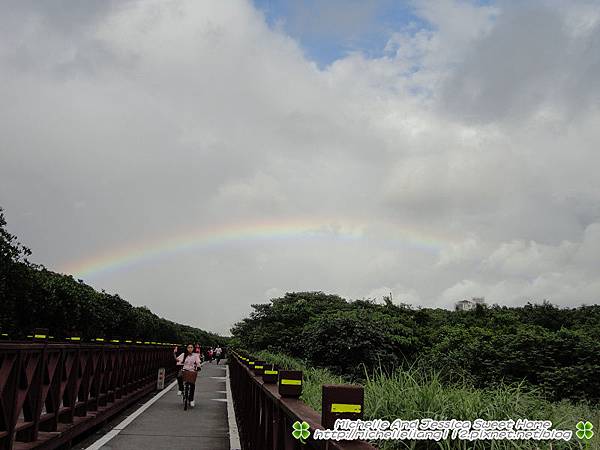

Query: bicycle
[181,368,197,410]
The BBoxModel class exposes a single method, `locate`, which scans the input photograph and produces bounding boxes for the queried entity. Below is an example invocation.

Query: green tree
[301,308,417,377]
[230,291,348,353]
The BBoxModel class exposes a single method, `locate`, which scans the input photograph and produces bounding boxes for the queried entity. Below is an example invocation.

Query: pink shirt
[176,353,201,371]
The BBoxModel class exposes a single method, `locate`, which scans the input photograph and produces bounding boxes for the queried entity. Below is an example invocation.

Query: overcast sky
[1,0,599,335]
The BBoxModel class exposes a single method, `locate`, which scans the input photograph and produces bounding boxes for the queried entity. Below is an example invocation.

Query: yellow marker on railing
[125,340,132,343]
[110,339,120,343]
[136,341,142,344]
[264,370,279,375]
[34,334,47,339]
[96,338,105,342]
[144,341,150,344]
[280,379,302,385]
[331,403,362,413]
[70,337,81,341]
[255,365,264,369]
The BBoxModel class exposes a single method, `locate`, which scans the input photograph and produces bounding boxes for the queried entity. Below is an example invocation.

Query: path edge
[226,362,242,450]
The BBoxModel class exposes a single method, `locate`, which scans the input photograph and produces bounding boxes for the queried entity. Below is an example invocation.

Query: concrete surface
[97,361,230,450]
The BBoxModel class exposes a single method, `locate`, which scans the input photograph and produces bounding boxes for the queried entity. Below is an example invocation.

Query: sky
[1,0,599,335]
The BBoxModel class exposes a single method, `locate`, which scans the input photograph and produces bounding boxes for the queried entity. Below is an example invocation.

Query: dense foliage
[0,208,226,345]
[231,292,600,404]
[256,351,599,450]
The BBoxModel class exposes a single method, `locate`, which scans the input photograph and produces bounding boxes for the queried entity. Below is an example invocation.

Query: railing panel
[0,343,176,450]
[229,354,377,450]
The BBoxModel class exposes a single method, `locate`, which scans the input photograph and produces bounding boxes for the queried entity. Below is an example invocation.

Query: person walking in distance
[173,345,184,396]
[215,346,223,364]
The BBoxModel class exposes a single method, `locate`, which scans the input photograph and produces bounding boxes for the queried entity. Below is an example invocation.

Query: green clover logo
[292,421,310,444]
[576,421,594,440]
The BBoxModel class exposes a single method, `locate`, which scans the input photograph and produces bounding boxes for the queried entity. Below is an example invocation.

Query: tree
[0,207,34,334]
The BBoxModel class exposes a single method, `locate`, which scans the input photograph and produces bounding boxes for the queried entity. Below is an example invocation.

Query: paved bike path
[97,361,230,450]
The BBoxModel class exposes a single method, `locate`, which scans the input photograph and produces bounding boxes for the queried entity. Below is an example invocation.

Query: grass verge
[254,351,599,450]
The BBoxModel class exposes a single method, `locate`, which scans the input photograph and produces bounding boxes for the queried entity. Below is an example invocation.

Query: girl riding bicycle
[175,343,201,407]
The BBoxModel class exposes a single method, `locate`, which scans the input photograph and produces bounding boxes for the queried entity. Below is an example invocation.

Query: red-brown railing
[0,342,176,450]
[229,353,377,450]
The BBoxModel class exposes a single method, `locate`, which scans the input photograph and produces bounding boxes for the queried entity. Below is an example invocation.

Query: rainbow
[60,217,451,279]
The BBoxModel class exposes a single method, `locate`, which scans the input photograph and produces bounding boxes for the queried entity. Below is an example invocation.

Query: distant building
[455,300,474,311]
[455,297,486,311]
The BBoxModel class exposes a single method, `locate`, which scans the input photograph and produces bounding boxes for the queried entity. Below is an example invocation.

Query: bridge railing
[229,353,377,450]
[0,342,176,450]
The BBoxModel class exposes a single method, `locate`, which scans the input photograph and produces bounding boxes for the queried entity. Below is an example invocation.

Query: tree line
[230,291,600,404]
[0,207,226,346]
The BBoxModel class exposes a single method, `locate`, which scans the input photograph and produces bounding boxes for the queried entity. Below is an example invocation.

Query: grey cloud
[0,1,131,78]
[440,1,600,123]
[2,1,125,31]
[2,0,600,334]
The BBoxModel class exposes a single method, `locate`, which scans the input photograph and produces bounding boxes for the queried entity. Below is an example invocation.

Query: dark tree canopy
[231,291,600,403]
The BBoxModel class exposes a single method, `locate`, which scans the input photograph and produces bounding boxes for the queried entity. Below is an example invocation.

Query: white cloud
[436,236,485,267]
[438,221,600,307]
[483,239,578,277]
[1,0,600,334]
[440,279,483,306]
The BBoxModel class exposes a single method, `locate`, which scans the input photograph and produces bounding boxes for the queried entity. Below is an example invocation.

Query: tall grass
[364,365,598,450]
[254,351,599,450]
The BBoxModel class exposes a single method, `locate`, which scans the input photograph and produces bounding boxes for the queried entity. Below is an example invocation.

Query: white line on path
[85,362,207,450]
[226,364,242,450]
[84,379,177,450]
